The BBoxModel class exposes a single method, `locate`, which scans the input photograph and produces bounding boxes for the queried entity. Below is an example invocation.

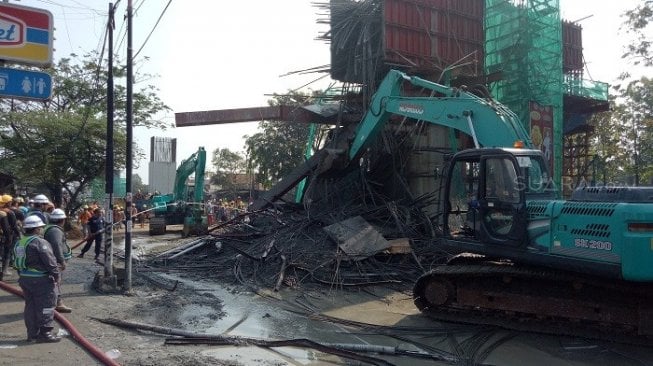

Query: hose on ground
[0,280,121,366]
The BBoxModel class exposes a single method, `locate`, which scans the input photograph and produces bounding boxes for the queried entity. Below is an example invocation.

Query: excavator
[149,147,208,237]
[254,69,653,342]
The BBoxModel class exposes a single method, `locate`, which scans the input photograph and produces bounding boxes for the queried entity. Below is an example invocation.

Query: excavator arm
[173,147,206,202]
[349,69,532,160]
[150,147,207,236]
[251,69,535,211]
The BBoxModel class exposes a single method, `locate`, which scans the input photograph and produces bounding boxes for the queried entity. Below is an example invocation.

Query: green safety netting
[485,0,564,181]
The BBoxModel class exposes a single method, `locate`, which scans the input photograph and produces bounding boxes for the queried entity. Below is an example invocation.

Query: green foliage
[243,91,317,189]
[132,174,148,194]
[588,109,628,184]
[210,148,246,189]
[0,53,170,211]
[616,77,653,184]
[591,78,653,185]
[0,110,125,207]
[622,1,653,67]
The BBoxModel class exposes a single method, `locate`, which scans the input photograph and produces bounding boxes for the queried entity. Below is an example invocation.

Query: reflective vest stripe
[14,236,47,277]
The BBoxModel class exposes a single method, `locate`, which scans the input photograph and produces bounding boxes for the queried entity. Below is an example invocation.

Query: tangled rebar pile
[140,130,456,292]
[316,0,386,93]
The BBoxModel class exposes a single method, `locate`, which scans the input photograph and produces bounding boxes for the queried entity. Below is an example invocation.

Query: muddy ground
[1,226,653,366]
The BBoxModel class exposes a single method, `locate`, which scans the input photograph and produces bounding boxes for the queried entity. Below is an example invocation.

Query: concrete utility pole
[104,1,117,287]
[123,0,133,292]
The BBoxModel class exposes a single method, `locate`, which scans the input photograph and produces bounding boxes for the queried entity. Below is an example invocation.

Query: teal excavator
[149,147,208,237]
[255,69,653,341]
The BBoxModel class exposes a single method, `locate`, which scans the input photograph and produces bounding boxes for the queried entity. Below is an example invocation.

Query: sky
[10,0,647,184]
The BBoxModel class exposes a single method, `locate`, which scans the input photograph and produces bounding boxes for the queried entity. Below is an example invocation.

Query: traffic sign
[0,3,53,67]
[0,67,52,100]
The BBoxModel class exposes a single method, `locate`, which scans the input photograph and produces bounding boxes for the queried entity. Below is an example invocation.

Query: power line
[134,0,172,59]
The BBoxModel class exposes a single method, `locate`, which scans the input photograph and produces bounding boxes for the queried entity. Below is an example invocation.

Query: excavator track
[413,264,653,346]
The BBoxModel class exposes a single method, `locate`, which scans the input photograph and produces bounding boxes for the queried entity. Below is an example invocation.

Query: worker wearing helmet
[13,215,61,343]
[28,194,50,225]
[78,206,92,238]
[43,209,73,313]
[0,194,21,280]
[10,196,26,226]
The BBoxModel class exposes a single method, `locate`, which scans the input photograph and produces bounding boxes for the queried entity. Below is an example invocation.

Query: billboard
[0,3,53,67]
[529,101,554,174]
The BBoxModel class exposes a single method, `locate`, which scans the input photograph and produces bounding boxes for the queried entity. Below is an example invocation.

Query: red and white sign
[0,13,25,46]
[0,3,52,66]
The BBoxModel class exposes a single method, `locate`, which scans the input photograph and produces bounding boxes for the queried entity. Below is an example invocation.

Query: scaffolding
[484,0,563,184]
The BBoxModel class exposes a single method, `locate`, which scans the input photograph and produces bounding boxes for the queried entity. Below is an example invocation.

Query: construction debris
[323,216,390,259]
[141,151,452,292]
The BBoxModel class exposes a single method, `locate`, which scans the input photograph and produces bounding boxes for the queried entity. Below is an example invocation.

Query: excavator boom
[349,69,531,160]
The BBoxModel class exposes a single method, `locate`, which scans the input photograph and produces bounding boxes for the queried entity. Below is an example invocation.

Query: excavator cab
[443,148,549,248]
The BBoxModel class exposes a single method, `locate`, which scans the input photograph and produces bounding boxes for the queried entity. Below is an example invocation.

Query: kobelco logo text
[398,103,424,115]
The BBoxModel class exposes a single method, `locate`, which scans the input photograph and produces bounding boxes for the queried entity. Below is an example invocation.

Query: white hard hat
[24,215,45,229]
[50,208,66,220]
[32,194,49,204]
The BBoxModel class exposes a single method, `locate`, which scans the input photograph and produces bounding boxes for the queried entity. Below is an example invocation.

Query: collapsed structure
[154,0,653,344]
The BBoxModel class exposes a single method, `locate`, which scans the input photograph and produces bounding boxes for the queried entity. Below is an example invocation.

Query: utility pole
[123,0,133,292]
[104,2,117,286]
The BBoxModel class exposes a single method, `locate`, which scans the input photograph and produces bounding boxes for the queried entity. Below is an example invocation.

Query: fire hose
[0,280,121,366]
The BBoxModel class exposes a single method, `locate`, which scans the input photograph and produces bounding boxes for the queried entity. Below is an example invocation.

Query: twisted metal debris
[139,130,457,291]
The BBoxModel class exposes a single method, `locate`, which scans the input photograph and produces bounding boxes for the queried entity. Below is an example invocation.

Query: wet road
[160,273,653,366]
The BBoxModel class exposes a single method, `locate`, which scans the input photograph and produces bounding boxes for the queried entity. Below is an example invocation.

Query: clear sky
[13,0,647,184]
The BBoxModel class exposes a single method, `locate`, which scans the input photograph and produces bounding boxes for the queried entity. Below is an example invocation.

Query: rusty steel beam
[175,105,329,127]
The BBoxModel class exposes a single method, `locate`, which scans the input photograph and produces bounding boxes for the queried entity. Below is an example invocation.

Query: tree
[622,1,653,67]
[0,53,170,214]
[244,91,328,189]
[132,174,148,195]
[615,77,653,185]
[210,148,246,190]
[0,110,123,209]
[588,108,629,184]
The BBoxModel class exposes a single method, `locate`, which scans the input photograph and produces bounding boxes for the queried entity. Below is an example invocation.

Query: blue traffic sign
[0,67,52,100]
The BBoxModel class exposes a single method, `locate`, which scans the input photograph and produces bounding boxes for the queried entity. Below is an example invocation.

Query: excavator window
[446,159,480,237]
[482,157,520,236]
[516,154,557,198]
[484,158,519,204]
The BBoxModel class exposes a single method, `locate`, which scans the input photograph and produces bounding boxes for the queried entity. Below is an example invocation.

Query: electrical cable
[133,0,173,59]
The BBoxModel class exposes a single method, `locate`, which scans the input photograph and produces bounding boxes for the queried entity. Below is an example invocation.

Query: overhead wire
[134,0,173,59]
[30,0,106,56]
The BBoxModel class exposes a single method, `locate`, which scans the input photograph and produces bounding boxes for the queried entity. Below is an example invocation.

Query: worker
[127,204,138,229]
[78,205,92,238]
[0,195,13,281]
[43,209,73,313]
[28,194,50,224]
[112,205,123,231]
[13,215,61,343]
[0,194,21,279]
[78,208,104,261]
[10,196,26,228]
[17,197,29,216]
